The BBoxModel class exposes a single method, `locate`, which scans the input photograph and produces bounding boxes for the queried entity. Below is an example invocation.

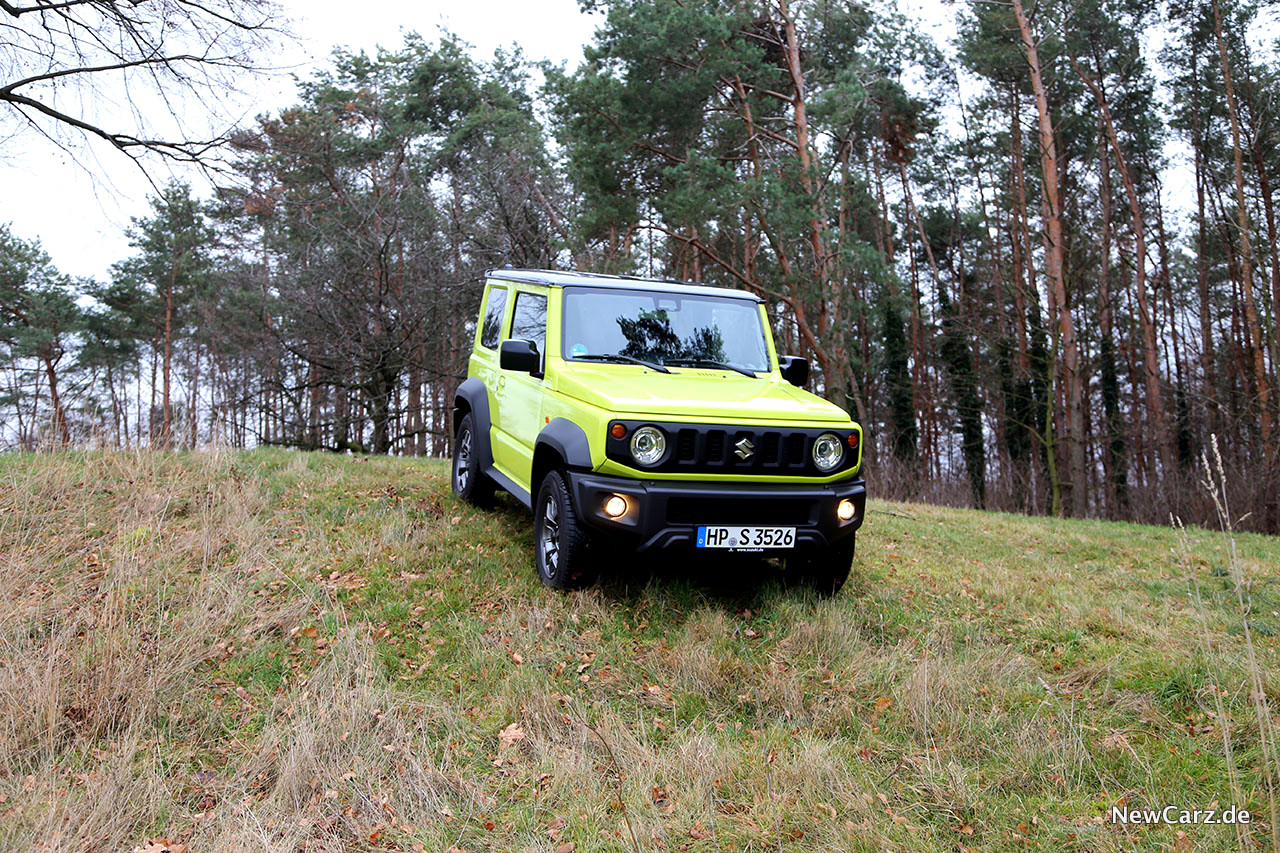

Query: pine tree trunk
[1097,123,1128,513]
[162,270,175,449]
[1213,0,1275,461]
[1192,51,1218,436]
[1252,142,1280,391]
[43,352,70,446]
[1014,0,1083,516]
[1075,62,1173,482]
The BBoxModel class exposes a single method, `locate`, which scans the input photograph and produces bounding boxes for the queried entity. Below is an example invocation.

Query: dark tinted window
[511,291,548,354]
[480,286,508,350]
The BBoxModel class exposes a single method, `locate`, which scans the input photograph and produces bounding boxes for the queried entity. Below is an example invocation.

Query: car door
[471,282,510,455]
[492,286,548,492]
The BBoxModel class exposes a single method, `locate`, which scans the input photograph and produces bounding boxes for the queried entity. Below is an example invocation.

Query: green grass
[1,448,1277,851]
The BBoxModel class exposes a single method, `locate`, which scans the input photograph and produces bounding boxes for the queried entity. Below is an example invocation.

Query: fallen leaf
[498,723,525,748]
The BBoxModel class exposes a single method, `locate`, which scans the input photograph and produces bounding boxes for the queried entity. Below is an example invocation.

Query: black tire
[452,413,495,506]
[787,536,855,596]
[533,470,593,589]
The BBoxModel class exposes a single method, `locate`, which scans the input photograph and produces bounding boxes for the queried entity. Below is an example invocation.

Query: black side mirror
[779,355,809,387]
[500,339,541,374]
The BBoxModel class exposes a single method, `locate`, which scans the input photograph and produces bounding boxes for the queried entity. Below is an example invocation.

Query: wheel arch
[453,377,493,471]
[532,417,592,494]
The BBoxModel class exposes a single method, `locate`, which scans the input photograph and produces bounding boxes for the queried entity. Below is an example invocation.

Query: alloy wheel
[454,427,472,492]
[540,492,560,573]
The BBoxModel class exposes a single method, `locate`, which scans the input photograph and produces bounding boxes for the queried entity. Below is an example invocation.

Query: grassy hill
[1,450,1277,852]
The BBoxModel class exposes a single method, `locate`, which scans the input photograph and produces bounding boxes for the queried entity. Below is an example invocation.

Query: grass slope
[1,450,1277,852]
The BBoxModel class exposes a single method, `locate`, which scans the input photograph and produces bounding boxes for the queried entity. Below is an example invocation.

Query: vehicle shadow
[586,545,796,611]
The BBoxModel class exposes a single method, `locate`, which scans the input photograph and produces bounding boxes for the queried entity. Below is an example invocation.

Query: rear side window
[480,286,508,350]
[511,291,548,354]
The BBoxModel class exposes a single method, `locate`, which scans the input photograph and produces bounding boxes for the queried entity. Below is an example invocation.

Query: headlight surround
[811,432,845,472]
[630,425,667,467]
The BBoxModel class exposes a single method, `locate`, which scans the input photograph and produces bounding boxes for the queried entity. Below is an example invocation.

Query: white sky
[0,0,604,281]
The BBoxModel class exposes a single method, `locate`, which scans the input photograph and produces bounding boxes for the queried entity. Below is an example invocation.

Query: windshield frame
[558,285,773,373]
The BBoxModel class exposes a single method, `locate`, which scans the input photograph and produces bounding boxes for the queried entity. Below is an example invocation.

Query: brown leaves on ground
[132,841,185,853]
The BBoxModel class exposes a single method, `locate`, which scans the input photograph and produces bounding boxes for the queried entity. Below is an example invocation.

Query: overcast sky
[0,0,605,282]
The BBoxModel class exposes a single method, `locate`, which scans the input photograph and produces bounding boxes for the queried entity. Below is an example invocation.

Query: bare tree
[0,0,283,165]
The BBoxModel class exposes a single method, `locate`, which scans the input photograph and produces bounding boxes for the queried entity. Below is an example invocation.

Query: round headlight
[630,426,667,467]
[812,432,844,472]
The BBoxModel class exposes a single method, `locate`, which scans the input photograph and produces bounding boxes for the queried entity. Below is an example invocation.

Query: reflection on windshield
[617,309,725,364]
[561,288,770,372]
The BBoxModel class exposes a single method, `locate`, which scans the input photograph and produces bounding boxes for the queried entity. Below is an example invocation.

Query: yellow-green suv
[452,269,866,592]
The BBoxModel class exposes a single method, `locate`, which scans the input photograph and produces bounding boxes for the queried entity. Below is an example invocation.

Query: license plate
[696,526,795,550]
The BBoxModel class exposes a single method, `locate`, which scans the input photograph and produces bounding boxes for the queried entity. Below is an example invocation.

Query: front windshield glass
[561,287,771,372]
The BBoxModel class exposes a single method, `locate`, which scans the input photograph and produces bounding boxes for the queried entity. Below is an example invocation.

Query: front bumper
[566,471,866,552]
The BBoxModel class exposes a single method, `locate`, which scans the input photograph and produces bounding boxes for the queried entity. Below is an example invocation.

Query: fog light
[837,499,856,522]
[603,494,628,518]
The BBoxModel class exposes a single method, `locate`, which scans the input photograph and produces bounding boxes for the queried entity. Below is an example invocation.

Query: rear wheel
[452,413,494,506]
[787,536,855,595]
[534,470,592,589]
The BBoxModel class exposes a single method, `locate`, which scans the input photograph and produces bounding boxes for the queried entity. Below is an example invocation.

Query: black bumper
[566,471,866,552]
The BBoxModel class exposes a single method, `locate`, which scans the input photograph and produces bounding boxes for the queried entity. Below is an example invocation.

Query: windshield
[561,287,771,372]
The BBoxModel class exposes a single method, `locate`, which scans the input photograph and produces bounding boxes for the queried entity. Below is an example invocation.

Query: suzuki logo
[735,437,755,459]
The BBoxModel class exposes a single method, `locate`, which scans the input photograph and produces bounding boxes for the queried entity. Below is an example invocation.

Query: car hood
[553,365,852,423]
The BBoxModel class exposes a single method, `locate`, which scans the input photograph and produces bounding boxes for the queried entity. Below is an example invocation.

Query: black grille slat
[677,429,697,462]
[762,432,780,464]
[785,433,806,464]
[667,497,815,525]
[706,430,726,464]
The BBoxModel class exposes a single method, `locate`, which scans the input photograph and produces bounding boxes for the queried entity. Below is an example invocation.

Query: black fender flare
[453,377,493,470]
[532,418,593,490]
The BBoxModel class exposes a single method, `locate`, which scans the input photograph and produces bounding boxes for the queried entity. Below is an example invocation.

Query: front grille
[604,420,860,476]
[667,496,816,525]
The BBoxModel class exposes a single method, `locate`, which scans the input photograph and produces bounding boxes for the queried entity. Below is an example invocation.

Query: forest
[2,0,1279,532]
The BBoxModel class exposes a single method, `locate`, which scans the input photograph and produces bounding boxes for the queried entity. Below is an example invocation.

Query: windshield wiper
[664,358,757,378]
[573,353,672,374]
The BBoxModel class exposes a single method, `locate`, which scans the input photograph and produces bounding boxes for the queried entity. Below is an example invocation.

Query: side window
[511,291,548,355]
[480,287,508,350]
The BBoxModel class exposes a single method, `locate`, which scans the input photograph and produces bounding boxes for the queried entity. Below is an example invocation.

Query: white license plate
[696,526,795,550]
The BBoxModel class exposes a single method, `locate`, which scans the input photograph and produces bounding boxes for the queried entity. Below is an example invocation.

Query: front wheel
[534,470,593,589]
[786,536,855,596]
[452,413,494,506]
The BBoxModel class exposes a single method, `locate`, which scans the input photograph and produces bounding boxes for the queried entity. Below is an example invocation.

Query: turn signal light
[603,494,628,518]
[847,432,860,448]
[610,423,627,439]
[837,499,856,522]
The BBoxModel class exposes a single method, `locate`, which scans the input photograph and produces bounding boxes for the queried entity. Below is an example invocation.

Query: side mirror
[779,355,809,387]
[500,339,541,374]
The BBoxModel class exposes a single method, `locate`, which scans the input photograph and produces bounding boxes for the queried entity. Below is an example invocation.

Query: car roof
[484,268,764,303]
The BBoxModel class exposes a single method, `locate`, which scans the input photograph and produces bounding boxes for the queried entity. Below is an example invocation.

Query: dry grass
[0,449,1277,852]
